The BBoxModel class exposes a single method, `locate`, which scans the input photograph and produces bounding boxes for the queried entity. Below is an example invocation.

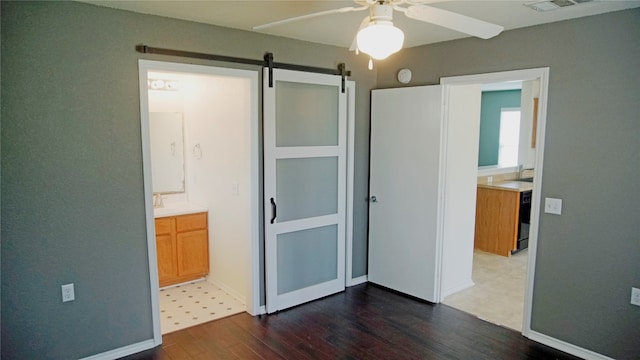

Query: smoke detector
[525,0,594,12]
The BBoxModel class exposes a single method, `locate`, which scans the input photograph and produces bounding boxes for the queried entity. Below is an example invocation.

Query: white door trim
[437,84,483,301]
[138,60,261,345]
[439,67,550,336]
[344,81,360,286]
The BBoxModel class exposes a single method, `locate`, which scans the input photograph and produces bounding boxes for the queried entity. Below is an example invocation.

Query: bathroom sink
[153,202,208,218]
[518,177,534,183]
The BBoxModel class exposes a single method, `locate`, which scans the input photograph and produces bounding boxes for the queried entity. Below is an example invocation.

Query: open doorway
[138,60,261,338]
[443,79,537,331]
[439,68,549,335]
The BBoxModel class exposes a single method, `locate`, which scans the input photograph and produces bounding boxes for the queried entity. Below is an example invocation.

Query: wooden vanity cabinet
[155,217,178,282]
[474,187,520,257]
[155,212,209,287]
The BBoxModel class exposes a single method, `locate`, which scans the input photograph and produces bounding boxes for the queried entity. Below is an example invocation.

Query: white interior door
[368,86,443,302]
[263,68,346,313]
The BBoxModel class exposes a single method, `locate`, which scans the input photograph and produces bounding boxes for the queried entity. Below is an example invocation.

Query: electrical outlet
[544,197,562,215]
[631,287,640,307]
[62,283,75,303]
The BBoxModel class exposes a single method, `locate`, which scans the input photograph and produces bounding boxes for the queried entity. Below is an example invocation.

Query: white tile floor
[159,280,245,334]
[443,249,528,331]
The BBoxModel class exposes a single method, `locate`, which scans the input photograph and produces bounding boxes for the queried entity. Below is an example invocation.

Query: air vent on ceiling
[525,0,594,12]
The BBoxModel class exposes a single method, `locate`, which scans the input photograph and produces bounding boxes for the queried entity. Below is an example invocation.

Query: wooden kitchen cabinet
[474,187,520,257]
[155,212,209,287]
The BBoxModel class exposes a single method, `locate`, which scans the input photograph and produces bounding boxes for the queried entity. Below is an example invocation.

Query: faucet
[519,166,534,179]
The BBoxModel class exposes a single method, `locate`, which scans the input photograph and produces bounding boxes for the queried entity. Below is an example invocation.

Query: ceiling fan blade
[253,6,367,31]
[349,16,371,52]
[405,5,503,39]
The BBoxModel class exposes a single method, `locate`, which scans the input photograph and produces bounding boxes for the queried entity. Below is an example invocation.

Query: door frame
[344,81,359,286]
[138,60,261,344]
[438,67,550,337]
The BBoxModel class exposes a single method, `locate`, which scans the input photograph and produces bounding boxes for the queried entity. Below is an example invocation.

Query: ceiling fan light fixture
[356,20,404,60]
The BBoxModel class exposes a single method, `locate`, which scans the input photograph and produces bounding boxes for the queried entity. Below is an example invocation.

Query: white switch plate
[62,283,75,302]
[544,197,562,215]
[631,287,640,307]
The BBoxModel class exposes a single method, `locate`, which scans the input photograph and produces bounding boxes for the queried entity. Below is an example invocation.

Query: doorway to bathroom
[138,60,261,337]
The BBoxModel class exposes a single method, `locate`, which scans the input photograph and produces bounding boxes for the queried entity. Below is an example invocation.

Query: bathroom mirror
[149,112,185,193]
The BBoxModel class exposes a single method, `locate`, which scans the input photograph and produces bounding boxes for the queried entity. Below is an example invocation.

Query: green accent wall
[478,90,522,166]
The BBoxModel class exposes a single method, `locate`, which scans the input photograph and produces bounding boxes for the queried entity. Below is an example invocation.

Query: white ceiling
[78,0,640,48]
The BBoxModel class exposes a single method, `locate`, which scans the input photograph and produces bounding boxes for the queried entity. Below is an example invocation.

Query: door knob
[370,195,378,203]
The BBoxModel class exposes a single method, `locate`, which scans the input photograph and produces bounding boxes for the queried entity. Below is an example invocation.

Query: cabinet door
[474,187,519,256]
[177,229,209,277]
[156,233,178,282]
[155,217,177,285]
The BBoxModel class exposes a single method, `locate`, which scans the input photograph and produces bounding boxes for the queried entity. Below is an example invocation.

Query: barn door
[263,68,347,312]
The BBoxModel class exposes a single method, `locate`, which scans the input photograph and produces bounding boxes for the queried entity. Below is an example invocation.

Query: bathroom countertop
[477,181,533,193]
[154,202,208,218]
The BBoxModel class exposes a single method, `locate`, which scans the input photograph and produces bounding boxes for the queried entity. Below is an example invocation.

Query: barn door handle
[270,197,277,224]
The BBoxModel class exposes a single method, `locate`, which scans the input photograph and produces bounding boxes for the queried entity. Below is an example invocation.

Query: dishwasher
[513,190,532,254]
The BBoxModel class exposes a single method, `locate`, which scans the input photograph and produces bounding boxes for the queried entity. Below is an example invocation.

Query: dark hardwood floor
[124,283,580,360]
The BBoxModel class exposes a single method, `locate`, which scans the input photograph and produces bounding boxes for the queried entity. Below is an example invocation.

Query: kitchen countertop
[477,181,533,192]
[154,202,208,218]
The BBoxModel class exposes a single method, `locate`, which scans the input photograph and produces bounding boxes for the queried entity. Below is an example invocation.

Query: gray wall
[377,8,640,359]
[0,1,374,358]
[3,1,639,359]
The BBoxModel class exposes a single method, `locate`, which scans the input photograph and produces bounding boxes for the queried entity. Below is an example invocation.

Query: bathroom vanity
[154,205,209,287]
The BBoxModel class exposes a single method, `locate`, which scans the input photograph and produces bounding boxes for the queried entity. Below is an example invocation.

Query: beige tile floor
[159,280,245,334]
[443,249,528,331]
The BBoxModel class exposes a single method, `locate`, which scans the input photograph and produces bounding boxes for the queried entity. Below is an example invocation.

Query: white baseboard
[526,330,614,360]
[159,277,206,290]
[206,276,246,305]
[79,339,157,360]
[347,275,368,287]
[441,279,475,300]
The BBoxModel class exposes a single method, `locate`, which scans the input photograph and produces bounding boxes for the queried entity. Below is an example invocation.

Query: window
[498,108,521,167]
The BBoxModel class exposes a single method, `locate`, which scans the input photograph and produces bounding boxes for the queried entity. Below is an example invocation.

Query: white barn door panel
[263,68,347,313]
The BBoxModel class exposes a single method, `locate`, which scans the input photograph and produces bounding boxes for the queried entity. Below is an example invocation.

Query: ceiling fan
[253,0,504,61]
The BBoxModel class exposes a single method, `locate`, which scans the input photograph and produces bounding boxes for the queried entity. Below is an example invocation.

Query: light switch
[544,197,562,215]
